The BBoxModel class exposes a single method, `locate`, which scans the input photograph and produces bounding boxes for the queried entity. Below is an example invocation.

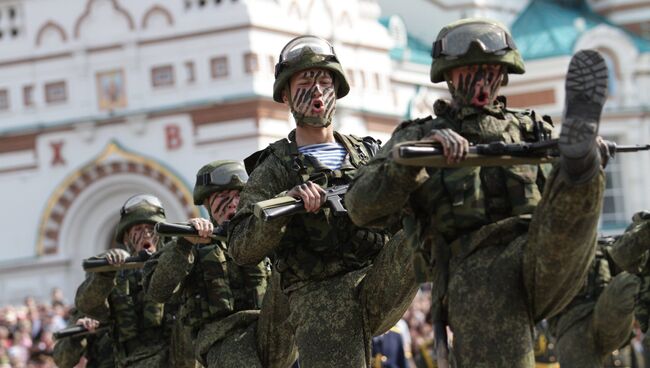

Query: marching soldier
[345,18,609,366]
[229,35,420,367]
[75,194,194,367]
[144,161,296,368]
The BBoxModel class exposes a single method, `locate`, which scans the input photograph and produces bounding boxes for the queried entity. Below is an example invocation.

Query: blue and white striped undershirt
[298,142,348,170]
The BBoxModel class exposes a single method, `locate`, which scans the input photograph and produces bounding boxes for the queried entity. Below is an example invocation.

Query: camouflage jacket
[229,130,388,292]
[75,261,171,366]
[144,237,267,339]
[346,99,554,242]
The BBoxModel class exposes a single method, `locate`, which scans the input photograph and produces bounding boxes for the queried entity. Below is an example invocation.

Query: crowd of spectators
[0,288,69,368]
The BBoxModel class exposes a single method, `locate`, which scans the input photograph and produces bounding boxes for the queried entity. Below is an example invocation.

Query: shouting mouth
[472,91,490,107]
[311,100,324,114]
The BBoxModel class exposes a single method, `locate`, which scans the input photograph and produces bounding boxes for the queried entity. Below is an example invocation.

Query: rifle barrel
[154,222,226,238]
[82,250,151,272]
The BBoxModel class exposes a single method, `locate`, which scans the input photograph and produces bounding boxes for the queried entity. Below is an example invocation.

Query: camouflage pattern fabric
[52,310,115,368]
[608,211,650,274]
[75,259,173,368]
[345,99,605,367]
[144,237,295,368]
[229,131,418,367]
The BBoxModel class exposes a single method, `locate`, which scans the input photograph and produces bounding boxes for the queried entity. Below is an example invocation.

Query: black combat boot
[559,49,609,184]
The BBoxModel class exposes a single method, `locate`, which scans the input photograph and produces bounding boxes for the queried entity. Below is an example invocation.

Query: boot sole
[559,49,608,158]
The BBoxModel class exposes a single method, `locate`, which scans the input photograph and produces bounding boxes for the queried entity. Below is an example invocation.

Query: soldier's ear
[282,86,290,104]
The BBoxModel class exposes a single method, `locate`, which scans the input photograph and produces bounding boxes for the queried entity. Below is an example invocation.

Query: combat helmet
[114,194,166,244]
[193,160,248,205]
[273,35,350,103]
[430,18,525,83]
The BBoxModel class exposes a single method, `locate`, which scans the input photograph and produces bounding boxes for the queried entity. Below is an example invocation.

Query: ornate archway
[36,140,198,256]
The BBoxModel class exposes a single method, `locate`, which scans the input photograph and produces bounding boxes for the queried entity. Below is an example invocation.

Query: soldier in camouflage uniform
[229,35,419,367]
[548,229,646,368]
[144,160,296,368]
[52,310,114,368]
[345,18,609,366]
[75,194,194,368]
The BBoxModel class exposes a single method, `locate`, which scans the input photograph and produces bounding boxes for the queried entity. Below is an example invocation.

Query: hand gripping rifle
[154,221,227,241]
[253,184,348,221]
[392,139,650,168]
[82,249,152,273]
[53,325,109,340]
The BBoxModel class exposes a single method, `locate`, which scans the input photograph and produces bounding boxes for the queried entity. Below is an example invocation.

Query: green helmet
[273,35,350,103]
[430,18,525,83]
[193,160,248,205]
[114,194,166,244]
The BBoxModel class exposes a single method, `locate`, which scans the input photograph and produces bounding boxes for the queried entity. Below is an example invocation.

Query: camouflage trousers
[555,272,639,367]
[200,272,297,368]
[286,231,419,368]
[115,348,169,368]
[447,168,605,367]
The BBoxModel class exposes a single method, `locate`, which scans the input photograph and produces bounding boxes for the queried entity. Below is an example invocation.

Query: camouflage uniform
[75,195,194,368]
[145,161,296,368]
[52,310,114,368]
[229,35,418,368]
[345,19,607,367]
[548,231,645,367]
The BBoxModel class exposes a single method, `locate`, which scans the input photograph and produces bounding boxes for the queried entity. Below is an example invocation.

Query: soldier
[548,230,645,367]
[52,311,114,368]
[229,35,420,367]
[75,194,193,368]
[144,160,296,368]
[345,18,609,366]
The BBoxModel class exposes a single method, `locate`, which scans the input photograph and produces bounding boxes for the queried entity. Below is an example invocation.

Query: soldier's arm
[74,269,115,321]
[608,212,650,274]
[228,157,293,265]
[240,259,269,308]
[346,123,430,228]
[144,238,194,303]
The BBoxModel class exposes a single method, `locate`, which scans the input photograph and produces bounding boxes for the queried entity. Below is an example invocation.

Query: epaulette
[243,139,290,175]
[393,115,433,134]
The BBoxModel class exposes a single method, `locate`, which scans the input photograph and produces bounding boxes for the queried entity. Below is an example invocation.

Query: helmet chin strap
[286,86,333,128]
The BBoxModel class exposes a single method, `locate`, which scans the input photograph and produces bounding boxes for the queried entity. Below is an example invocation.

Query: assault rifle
[155,221,227,241]
[82,249,152,273]
[53,325,109,340]
[254,184,348,221]
[392,139,650,168]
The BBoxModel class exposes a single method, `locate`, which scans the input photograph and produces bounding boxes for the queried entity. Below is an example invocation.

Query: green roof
[512,0,650,60]
[379,16,432,65]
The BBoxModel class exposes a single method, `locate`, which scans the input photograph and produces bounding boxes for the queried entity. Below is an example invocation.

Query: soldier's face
[124,223,158,254]
[206,190,240,226]
[285,68,336,121]
[446,64,505,107]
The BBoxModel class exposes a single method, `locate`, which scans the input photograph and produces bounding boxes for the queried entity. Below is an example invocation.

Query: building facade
[0,0,648,304]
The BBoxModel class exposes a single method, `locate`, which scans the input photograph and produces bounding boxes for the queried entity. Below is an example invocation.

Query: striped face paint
[125,223,158,254]
[207,190,240,226]
[288,68,336,127]
[446,64,505,108]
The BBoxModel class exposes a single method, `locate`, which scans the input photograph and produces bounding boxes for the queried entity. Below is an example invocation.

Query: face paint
[288,68,336,127]
[125,223,158,254]
[206,190,240,226]
[446,64,505,108]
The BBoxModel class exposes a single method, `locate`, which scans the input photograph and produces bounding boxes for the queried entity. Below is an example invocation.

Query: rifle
[392,139,650,168]
[254,184,348,221]
[82,249,152,273]
[433,322,449,368]
[53,325,109,340]
[154,222,227,241]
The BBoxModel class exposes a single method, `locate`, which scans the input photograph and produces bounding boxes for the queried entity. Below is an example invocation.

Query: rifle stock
[154,222,227,241]
[53,325,108,340]
[82,249,152,273]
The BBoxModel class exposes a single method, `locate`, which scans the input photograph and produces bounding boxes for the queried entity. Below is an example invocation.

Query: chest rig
[180,241,266,336]
[109,269,166,354]
[264,131,387,291]
[412,104,554,244]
